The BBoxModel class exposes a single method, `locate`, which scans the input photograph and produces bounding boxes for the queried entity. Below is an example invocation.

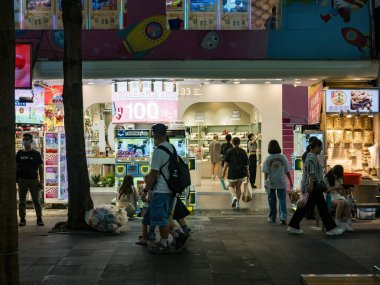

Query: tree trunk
[62,0,94,229]
[0,1,19,284]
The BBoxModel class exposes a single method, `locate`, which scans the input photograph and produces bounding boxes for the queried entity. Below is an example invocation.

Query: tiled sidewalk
[18,211,380,285]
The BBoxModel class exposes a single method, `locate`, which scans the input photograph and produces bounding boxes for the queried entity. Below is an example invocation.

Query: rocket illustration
[120,15,171,55]
[341,27,370,52]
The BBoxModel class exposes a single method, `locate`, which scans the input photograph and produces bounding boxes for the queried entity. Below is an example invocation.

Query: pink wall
[282,85,308,125]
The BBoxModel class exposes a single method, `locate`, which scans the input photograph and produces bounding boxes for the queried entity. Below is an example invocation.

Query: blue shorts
[149,193,173,227]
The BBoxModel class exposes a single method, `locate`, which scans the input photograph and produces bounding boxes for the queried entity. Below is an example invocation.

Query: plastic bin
[357,208,376,220]
[343,173,362,185]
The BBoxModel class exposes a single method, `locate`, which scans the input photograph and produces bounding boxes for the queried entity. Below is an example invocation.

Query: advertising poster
[45,186,58,199]
[92,0,117,10]
[308,82,323,124]
[15,44,32,89]
[44,85,64,130]
[15,87,44,124]
[112,82,178,123]
[45,167,58,186]
[325,89,379,113]
[26,0,52,11]
[231,110,241,121]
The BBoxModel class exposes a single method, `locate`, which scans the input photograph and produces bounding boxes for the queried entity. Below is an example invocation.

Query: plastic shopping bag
[242,180,252,203]
[296,192,310,209]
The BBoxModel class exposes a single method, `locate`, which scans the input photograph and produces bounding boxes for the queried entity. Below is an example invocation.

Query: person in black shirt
[222,137,249,209]
[16,133,44,226]
[220,134,233,167]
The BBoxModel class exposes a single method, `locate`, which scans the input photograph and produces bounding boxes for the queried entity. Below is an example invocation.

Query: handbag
[296,192,310,208]
[313,180,327,192]
[242,179,252,203]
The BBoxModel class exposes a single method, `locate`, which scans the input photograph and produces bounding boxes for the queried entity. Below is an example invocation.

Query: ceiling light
[265,81,271,84]
[310,78,318,81]
[233,81,240,84]
[294,79,302,84]
[203,81,210,85]
[88,82,95,85]
[274,79,283,81]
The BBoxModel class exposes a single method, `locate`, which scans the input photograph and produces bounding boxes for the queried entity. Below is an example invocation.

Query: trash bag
[85,204,128,233]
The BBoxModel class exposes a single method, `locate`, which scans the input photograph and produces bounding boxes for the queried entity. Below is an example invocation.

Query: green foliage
[98,173,115,187]
[90,174,101,187]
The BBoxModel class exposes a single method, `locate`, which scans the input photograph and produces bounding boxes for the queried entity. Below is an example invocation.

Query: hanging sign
[308,82,323,124]
[231,110,241,121]
[325,89,379,113]
[195,112,205,122]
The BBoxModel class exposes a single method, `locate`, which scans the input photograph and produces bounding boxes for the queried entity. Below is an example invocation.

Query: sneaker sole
[232,199,237,208]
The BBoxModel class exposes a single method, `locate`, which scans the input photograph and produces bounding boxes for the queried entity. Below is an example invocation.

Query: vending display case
[89,0,121,29]
[44,132,68,204]
[221,0,250,30]
[166,0,185,29]
[23,0,54,29]
[114,130,152,189]
[188,0,218,30]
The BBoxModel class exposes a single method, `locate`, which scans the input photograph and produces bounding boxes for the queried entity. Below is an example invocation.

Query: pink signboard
[308,82,323,125]
[112,82,179,123]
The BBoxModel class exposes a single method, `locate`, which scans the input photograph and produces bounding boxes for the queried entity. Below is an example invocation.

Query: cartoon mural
[15,0,373,60]
[341,27,370,52]
[320,0,367,23]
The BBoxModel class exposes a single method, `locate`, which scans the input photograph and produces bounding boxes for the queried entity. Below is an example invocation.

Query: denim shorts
[149,193,173,227]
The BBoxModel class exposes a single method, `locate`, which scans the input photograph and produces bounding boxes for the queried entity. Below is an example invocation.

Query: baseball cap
[152,124,167,136]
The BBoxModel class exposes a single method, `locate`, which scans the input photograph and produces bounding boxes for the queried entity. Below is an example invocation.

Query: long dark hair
[120,174,134,195]
[268,140,281,154]
[325,165,344,187]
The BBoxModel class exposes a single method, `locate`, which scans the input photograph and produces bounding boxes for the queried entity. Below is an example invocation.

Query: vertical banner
[308,82,323,125]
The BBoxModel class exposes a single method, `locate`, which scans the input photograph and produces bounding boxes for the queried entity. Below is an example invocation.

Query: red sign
[15,43,32,89]
[308,83,323,125]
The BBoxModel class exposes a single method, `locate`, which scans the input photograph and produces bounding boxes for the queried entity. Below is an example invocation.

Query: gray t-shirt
[262,153,290,189]
[301,152,323,193]
[151,141,174,194]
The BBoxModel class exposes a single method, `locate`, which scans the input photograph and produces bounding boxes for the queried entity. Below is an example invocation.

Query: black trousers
[249,154,257,186]
[289,188,336,231]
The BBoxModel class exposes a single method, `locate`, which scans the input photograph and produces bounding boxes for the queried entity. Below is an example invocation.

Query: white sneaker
[287,226,304,235]
[326,227,345,236]
[231,196,238,208]
[346,225,354,232]
[236,201,240,209]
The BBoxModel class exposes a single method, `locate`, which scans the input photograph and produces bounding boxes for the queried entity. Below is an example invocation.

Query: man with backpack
[145,124,191,254]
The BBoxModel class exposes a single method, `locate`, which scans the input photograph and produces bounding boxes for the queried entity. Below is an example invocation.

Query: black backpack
[158,145,191,196]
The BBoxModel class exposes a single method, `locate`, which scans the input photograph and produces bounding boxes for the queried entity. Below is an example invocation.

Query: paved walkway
[19,210,380,285]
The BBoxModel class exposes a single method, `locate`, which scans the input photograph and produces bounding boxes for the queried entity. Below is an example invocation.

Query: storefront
[322,88,380,209]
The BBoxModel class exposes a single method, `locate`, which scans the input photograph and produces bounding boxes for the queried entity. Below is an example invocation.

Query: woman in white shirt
[324,165,353,231]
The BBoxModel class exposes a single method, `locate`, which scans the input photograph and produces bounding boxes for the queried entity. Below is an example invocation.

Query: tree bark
[62,0,94,229]
[0,1,19,284]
